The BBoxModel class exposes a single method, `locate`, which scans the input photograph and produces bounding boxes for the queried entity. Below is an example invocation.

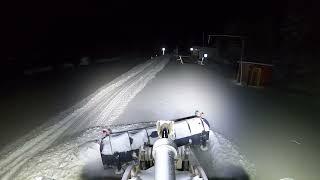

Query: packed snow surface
[0,56,256,179]
[0,57,169,179]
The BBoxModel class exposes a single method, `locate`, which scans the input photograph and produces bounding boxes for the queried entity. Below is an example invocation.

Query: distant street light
[162,48,166,55]
[200,53,208,65]
[190,48,194,56]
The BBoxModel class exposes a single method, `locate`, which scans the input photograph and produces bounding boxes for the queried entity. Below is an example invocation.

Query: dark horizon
[2,0,320,65]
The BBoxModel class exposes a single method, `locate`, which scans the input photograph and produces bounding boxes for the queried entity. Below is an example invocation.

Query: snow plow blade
[99,111,210,179]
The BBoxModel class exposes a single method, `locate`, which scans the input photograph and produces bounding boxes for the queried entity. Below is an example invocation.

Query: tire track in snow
[94,59,169,126]
[0,58,164,178]
[0,60,155,177]
[59,58,168,137]
[0,58,155,160]
[61,59,162,135]
[0,57,169,179]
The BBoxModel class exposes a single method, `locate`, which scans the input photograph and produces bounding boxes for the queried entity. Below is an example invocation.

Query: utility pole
[202,32,205,47]
[240,39,245,84]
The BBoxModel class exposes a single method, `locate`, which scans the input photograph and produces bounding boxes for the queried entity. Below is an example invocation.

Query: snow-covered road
[4,54,314,180]
[0,56,169,179]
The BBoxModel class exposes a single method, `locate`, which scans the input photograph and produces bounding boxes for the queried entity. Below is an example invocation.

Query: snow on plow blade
[100,114,210,175]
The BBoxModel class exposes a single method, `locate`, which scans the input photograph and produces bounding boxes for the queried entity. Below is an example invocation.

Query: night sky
[2,0,319,65]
